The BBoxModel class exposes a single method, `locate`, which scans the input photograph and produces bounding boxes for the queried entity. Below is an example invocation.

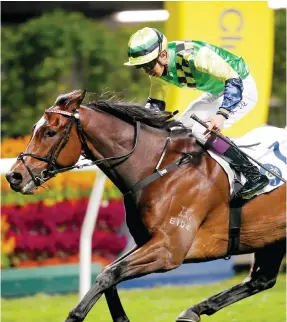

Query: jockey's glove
[145,97,166,112]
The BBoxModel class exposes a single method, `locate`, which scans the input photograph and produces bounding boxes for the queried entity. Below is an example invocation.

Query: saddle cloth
[207,125,287,199]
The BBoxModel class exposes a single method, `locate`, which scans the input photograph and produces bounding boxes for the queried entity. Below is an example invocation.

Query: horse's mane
[85,100,192,135]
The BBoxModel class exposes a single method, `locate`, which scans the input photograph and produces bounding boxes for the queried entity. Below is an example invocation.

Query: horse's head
[6,90,86,194]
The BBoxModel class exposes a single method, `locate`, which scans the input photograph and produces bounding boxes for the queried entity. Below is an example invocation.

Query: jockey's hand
[203,114,225,135]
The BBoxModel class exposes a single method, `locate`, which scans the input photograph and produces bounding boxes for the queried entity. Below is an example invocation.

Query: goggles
[136,58,158,72]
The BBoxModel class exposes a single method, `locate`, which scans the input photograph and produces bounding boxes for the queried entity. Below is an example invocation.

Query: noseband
[17,108,140,187]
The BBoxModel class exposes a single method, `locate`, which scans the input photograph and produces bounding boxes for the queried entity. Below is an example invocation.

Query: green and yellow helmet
[124,27,168,66]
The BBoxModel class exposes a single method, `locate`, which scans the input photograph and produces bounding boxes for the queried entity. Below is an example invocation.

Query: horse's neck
[81,108,219,198]
[82,109,168,192]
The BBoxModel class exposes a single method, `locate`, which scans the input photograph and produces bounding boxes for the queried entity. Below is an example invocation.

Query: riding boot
[207,136,269,198]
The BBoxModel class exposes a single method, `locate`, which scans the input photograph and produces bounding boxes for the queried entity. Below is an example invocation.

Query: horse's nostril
[12,172,23,180]
[6,171,23,185]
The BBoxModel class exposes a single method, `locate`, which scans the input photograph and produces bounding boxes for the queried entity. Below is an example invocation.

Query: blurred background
[1,0,286,315]
[1,1,286,140]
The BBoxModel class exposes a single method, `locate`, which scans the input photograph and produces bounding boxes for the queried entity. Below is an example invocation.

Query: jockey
[124,27,269,198]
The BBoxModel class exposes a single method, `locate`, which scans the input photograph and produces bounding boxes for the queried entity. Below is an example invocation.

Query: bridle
[17,107,140,188]
[17,104,186,196]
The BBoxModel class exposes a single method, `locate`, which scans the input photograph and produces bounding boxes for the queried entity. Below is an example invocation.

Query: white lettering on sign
[219,9,244,50]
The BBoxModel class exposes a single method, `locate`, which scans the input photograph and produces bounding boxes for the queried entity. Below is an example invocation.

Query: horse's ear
[65,89,87,110]
[76,89,87,107]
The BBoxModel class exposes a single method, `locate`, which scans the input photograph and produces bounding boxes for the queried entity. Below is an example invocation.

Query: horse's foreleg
[65,233,184,322]
[176,241,285,322]
[106,245,138,269]
[104,246,138,322]
[105,287,129,322]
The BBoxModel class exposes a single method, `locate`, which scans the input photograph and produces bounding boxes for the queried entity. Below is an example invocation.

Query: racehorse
[6,90,286,322]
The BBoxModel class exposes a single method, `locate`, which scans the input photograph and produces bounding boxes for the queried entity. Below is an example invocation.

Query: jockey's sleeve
[145,76,169,111]
[193,46,244,119]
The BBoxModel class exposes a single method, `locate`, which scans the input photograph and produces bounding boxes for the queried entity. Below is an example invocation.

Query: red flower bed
[2,199,127,268]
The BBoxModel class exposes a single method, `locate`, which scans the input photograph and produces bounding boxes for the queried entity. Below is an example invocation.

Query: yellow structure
[164,2,274,137]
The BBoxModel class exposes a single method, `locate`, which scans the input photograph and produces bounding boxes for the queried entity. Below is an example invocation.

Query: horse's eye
[45,130,57,138]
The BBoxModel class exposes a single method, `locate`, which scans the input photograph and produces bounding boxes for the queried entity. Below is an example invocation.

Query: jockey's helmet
[124,27,168,66]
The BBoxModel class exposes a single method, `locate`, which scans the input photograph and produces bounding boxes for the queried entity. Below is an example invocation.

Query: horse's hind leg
[176,241,286,322]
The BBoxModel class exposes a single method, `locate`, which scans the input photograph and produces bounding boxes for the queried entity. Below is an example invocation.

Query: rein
[17,107,192,197]
[17,108,140,187]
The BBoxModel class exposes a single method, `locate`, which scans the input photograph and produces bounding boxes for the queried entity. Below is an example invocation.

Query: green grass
[2,274,286,322]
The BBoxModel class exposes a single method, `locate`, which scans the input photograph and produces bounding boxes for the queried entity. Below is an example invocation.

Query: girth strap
[225,198,248,259]
[124,156,192,196]
[226,207,241,259]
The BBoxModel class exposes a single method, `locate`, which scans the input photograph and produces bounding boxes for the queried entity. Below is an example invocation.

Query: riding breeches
[177,74,258,144]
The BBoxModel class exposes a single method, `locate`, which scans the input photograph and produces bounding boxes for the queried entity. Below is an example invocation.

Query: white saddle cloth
[207,126,287,199]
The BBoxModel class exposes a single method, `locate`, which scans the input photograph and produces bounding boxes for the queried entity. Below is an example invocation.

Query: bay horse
[6,90,286,322]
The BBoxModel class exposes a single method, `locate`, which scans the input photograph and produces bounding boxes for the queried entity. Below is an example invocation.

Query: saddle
[207,125,287,200]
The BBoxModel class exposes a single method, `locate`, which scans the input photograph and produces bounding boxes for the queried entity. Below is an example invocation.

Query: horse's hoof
[65,309,83,322]
[176,309,201,322]
[64,316,76,322]
[114,318,129,322]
